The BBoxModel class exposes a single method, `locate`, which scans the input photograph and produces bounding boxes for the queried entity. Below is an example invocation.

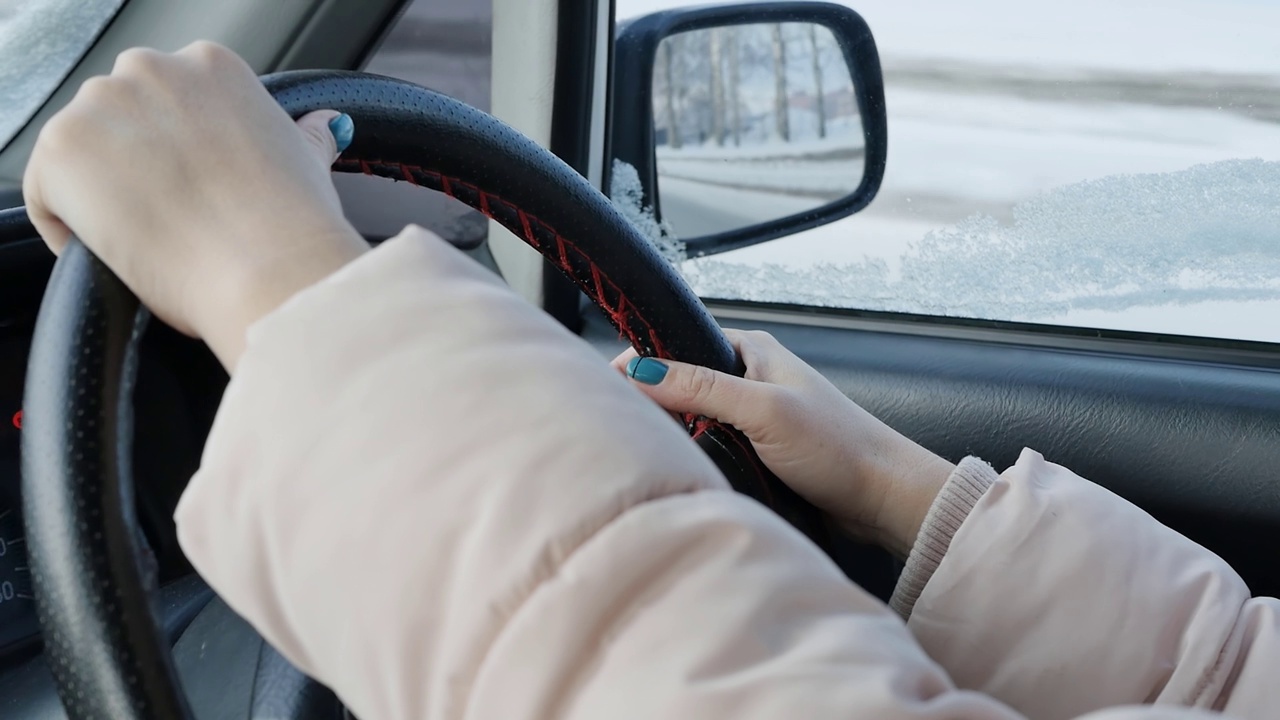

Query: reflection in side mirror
[612,2,886,258]
[654,23,865,240]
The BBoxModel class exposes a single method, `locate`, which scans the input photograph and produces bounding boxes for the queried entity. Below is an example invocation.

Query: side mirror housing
[611,1,887,258]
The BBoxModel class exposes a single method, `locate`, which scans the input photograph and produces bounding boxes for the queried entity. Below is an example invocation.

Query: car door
[574,0,1280,601]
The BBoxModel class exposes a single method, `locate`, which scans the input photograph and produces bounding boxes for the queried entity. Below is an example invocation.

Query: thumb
[294,110,353,168]
[623,356,767,431]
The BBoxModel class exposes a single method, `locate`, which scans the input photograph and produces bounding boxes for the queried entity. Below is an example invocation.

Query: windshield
[0,0,125,149]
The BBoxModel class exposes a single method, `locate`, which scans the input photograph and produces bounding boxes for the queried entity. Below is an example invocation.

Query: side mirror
[611,2,887,258]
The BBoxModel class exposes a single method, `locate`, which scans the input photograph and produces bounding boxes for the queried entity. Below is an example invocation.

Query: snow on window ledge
[683,159,1280,339]
[609,159,687,265]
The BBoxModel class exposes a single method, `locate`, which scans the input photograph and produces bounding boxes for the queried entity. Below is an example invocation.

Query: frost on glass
[609,159,686,265]
[0,0,124,146]
[685,159,1280,320]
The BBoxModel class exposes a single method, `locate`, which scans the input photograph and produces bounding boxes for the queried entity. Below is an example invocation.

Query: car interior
[0,0,1277,716]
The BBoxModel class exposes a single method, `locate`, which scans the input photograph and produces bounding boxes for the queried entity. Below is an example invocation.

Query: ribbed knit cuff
[889,457,998,620]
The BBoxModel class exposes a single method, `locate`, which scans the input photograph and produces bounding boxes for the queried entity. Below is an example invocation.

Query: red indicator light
[10,410,20,430]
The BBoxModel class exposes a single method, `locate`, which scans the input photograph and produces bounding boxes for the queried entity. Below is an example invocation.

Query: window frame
[543,0,615,330]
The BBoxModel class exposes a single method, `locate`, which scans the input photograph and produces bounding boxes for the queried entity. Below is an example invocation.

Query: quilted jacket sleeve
[893,453,1280,720]
[174,226,1242,720]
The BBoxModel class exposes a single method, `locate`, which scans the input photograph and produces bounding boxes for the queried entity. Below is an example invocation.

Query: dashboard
[0,337,35,656]
[0,316,227,670]
[0,237,245,713]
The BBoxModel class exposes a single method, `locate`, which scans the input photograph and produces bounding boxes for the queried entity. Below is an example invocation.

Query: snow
[658,130,862,161]
[655,129,864,198]
[883,87,1280,207]
[609,159,686,264]
[658,154,861,198]
[684,159,1280,342]
[619,0,1280,342]
[620,0,1280,76]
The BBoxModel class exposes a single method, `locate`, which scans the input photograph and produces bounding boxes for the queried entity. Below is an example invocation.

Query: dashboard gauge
[0,503,34,651]
[0,337,39,654]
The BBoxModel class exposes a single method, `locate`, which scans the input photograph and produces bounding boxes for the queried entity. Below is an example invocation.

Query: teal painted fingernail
[328,113,354,153]
[626,356,669,385]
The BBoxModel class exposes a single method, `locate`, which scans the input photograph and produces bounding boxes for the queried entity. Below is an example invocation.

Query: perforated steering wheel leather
[12,70,829,719]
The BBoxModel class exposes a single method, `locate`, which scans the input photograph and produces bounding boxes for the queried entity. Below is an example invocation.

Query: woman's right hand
[23,42,367,371]
[613,329,955,558]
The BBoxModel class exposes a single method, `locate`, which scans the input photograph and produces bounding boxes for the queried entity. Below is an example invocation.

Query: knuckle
[739,335,777,380]
[37,117,75,155]
[74,75,118,102]
[113,47,165,75]
[301,121,335,152]
[742,355,769,382]
[35,114,71,151]
[682,365,721,403]
[47,78,118,144]
[184,40,236,67]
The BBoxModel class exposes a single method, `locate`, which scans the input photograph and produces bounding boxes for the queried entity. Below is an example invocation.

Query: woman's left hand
[613,329,955,558]
[23,41,368,370]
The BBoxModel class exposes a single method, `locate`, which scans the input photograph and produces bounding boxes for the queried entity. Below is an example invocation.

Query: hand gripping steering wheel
[6,71,830,718]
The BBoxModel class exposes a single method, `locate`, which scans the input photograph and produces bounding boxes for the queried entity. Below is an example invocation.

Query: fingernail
[626,356,669,385]
[328,113,354,153]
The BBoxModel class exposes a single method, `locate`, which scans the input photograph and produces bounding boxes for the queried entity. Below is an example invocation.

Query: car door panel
[582,304,1280,598]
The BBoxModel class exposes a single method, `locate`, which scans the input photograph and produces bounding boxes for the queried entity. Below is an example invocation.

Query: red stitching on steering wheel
[690,416,773,502]
[339,157,671,360]
[339,158,772,494]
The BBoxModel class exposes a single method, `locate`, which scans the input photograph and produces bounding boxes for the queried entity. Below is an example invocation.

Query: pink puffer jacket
[175,227,1279,720]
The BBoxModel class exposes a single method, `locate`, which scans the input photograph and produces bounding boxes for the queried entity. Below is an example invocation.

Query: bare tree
[770,23,790,142]
[807,24,826,139]
[727,27,741,146]
[709,28,725,146]
[661,37,681,149]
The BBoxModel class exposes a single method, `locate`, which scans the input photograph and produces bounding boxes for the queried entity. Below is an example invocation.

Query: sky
[619,0,1280,75]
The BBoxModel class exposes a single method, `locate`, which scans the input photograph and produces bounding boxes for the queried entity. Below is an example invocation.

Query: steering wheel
[6,71,830,718]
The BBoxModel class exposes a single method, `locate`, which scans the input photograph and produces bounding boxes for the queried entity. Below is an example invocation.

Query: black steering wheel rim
[13,70,829,719]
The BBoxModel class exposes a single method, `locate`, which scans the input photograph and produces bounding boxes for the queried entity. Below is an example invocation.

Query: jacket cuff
[889,457,997,620]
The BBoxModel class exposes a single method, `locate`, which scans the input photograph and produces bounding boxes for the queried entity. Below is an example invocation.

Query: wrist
[196,221,367,370]
[858,438,955,560]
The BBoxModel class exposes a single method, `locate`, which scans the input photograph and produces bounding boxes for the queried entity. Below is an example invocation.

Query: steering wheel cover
[20,248,187,718]
[19,71,828,719]
[265,71,728,363]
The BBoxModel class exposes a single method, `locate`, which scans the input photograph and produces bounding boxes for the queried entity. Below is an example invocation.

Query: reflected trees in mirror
[653,22,865,239]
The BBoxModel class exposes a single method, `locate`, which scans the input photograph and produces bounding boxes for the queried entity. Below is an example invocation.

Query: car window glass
[334,0,492,247]
[0,0,125,149]
[618,0,1280,344]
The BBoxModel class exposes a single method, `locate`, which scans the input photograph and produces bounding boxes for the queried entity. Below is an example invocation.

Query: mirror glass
[652,23,864,239]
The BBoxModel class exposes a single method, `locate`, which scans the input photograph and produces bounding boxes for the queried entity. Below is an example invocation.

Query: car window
[333,0,492,247]
[617,0,1280,344]
[0,0,125,150]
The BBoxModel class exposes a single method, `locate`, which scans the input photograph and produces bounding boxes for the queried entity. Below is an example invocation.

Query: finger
[622,356,773,431]
[611,346,640,373]
[294,110,353,168]
[22,126,73,255]
[22,175,72,256]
